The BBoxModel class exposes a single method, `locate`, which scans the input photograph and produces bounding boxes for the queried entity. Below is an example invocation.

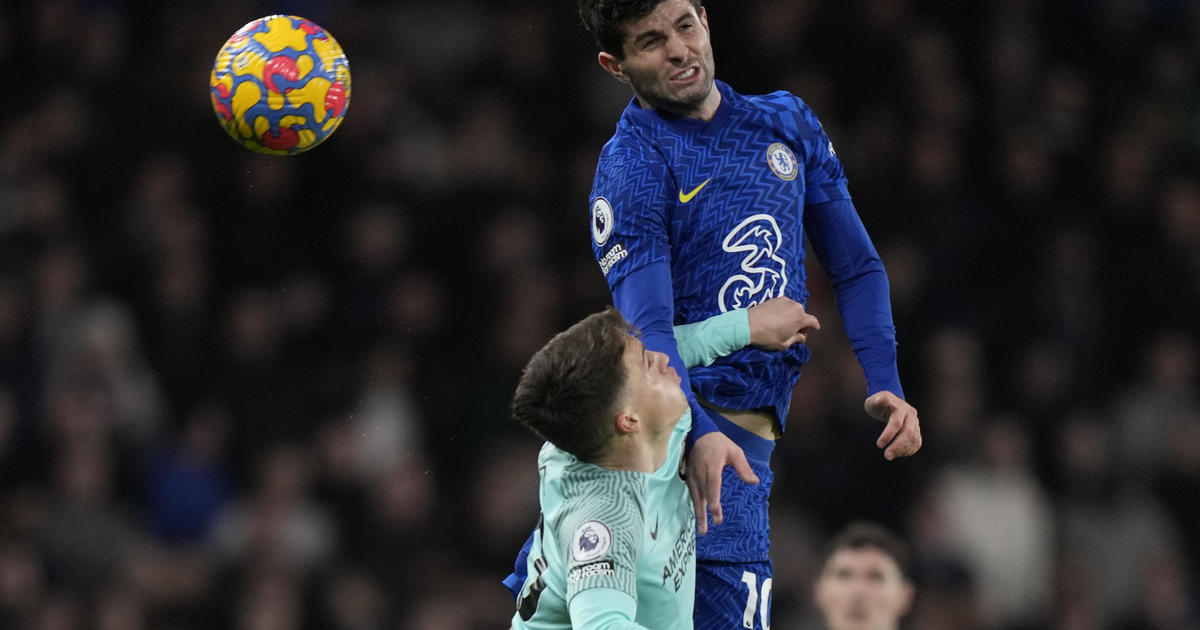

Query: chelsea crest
[766,142,798,181]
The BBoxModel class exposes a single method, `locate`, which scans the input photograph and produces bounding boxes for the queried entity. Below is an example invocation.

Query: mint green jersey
[510,309,748,630]
[511,410,694,630]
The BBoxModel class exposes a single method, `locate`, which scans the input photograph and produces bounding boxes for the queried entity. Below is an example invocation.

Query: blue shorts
[695,560,773,630]
[695,410,775,563]
[694,411,775,629]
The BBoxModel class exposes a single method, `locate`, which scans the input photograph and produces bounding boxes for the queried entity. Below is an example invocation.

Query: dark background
[0,1,1198,628]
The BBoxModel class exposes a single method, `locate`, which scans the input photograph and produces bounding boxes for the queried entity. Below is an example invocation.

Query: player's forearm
[833,267,904,397]
[611,262,721,442]
[673,308,751,368]
[806,198,904,397]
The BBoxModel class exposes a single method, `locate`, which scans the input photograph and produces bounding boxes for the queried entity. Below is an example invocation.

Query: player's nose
[664,34,688,60]
[649,351,671,373]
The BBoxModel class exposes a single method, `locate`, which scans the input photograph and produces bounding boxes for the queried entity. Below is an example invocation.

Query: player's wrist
[685,422,720,451]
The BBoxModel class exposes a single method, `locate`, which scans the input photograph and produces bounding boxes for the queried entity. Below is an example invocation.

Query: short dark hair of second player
[512,307,632,462]
[578,0,704,57]
[823,521,913,581]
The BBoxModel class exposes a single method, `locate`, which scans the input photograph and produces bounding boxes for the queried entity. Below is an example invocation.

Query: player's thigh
[694,561,773,630]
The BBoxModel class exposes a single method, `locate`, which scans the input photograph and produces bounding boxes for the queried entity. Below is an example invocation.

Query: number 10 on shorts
[741,571,772,629]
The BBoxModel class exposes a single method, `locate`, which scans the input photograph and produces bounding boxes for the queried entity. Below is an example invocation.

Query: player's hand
[865,391,922,460]
[686,431,759,535]
[747,297,820,351]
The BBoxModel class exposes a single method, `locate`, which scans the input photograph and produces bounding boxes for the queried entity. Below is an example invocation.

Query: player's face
[609,0,717,118]
[814,547,914,630]
[621,336,689,433]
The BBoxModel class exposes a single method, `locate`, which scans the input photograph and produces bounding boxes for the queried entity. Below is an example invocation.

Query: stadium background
[1,0,1198,628]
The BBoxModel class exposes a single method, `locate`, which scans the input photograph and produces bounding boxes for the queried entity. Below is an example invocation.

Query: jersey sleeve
[568,588,651,630]
[558,483,645,604]
[804,201,903,398]
[789,95,903,397]
[589,142,674,288]
[673,309,751,368]
[792,97,852,206]
[612,262,721,445]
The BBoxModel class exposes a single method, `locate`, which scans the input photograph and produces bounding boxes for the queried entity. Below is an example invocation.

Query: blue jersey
[590,80,902,427]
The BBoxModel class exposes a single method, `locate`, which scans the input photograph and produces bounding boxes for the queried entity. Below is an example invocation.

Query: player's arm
[612,264,721,441]
[797,98,921,460]
[612,263,758,534]
[557,496,651,630]
[674,297,820,367]
[805,199,920,459]
[804,198,898,395]
[568,589,653,630]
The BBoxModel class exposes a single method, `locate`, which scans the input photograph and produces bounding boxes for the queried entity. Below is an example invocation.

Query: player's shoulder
[746,88,801,106]
[539,446,643,501]
[594,132,670,193]
[558,461,646,499]
[550,466,647,543]
[599,126,662,166]
[738,89,830,146]
[739,89,821,121]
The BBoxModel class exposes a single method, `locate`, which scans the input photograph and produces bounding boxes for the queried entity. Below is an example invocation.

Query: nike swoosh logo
[650,515,660,540]
[678,179,711,203]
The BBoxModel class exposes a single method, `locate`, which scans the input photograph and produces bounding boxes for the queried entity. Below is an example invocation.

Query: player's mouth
[669,65,700,86]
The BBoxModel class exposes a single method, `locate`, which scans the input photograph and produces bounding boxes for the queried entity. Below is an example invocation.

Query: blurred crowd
[0,0,1198,628]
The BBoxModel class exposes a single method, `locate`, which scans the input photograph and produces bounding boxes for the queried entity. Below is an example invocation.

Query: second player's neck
[596,433,672,473]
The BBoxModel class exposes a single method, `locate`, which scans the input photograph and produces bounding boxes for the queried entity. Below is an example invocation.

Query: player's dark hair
[823,521,913,581]
[512,307,632,463]
[579,0,704,57]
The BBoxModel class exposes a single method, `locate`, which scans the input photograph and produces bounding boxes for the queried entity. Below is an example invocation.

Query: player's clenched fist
[747,297,821,351]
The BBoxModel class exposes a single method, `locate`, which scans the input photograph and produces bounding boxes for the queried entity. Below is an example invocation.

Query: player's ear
[614,410,640,436]
[598,52,630,84]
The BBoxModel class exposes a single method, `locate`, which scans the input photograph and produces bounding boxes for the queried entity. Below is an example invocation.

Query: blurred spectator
[1153,408,1200,609]
[1057,410,1186,625]
[0,538,44,629]
[211,444,336,576]
[145,400,232,544]
[317,564,387,630]
[1114,554,1200,630]
[38,439,135,594]
[1114,330,1199,482]
[811,521,915,630]
[926,416,1055,629]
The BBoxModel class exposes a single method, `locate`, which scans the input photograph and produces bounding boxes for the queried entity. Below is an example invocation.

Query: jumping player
[522,1,924,628]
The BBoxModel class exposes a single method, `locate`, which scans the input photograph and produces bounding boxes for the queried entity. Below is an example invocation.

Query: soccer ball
[210,15,351,155]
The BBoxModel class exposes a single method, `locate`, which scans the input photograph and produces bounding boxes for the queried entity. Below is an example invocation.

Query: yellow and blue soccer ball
[210,15,350,155]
